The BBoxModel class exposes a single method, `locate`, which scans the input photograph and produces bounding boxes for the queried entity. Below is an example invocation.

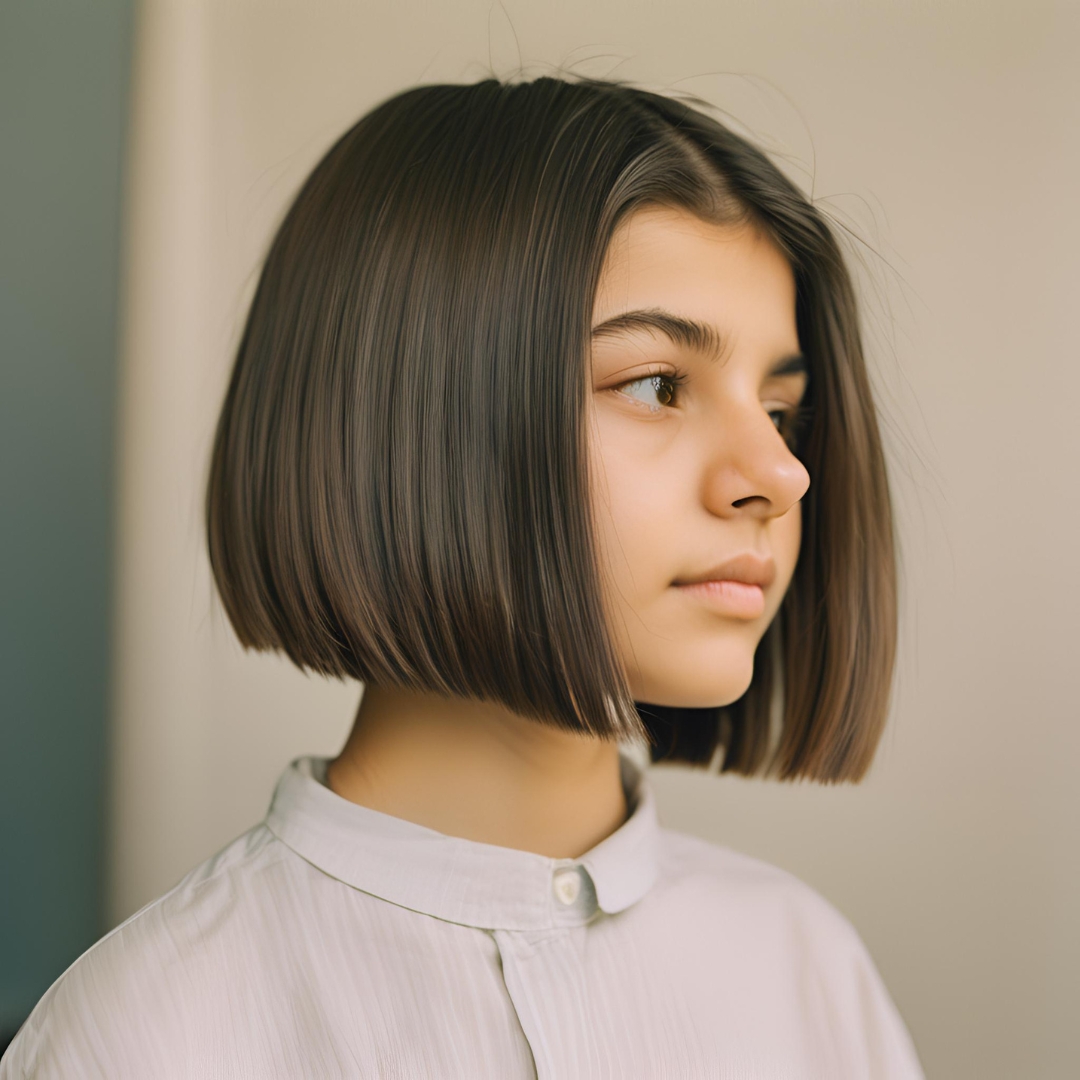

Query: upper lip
[673,553,776,589]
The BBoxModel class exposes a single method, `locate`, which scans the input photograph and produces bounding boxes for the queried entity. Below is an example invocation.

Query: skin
[588,204,810,707]
[327,204,810,859]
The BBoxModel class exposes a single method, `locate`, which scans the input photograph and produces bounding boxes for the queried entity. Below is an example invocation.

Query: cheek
[587,418,678,605]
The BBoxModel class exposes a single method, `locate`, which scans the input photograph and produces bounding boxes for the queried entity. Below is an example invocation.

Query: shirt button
[553,868,581,905]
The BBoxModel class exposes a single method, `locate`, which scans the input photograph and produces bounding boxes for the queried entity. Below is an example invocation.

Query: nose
[700,404,811,520]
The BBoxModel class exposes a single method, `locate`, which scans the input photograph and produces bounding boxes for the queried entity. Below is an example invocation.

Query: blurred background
[2,1,1077,1075]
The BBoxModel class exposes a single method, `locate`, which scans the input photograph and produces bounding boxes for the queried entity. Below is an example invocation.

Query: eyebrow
[590,307,807,378]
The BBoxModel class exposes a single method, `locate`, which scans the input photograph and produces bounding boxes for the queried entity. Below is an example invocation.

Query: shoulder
[651,827,925,1078]
[1,825,299,1079]
[655,823,886,971]
[657,825,864,944]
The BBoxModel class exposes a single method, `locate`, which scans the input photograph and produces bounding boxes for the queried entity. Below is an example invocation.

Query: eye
[772,403,815,451]
[615,372,683,411]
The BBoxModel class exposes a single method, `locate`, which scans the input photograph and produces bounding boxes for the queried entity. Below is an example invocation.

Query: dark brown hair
[205,76,897,782]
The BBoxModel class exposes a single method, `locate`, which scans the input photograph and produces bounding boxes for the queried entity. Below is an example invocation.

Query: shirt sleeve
[794,881,927,1079]
[0,956,173,1080]
[0,904,199,1079]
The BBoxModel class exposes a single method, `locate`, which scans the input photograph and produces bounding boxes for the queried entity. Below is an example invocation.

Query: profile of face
[588,203,811,710]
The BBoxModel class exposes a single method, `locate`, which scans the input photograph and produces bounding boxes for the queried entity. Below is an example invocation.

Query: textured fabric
[2,749,925,1078]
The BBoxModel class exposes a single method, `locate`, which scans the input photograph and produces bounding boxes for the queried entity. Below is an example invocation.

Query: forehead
[592,205,798,346]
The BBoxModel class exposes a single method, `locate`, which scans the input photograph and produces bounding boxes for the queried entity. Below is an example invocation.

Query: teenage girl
[1,76,924,1079]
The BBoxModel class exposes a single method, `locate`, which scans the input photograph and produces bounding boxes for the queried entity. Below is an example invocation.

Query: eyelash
[613,370,813,445]
[613,370,689,411]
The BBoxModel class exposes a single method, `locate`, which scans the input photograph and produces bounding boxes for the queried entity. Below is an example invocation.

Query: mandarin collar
[264,746,660,932]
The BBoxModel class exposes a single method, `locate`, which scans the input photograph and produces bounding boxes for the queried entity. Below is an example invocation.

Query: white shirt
[2,749,925,1078]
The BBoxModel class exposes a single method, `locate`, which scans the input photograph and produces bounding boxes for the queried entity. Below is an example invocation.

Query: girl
[2,76,925,1078]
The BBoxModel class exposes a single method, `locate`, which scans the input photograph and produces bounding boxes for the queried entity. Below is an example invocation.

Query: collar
[264,745,660,931]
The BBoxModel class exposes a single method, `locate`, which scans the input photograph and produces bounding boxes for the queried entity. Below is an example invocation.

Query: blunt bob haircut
[206,76,897,783]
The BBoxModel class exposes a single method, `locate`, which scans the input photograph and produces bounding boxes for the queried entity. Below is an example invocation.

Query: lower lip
[674,579,766,618]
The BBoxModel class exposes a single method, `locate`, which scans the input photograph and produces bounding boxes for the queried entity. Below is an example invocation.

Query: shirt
[1,748,925,1079]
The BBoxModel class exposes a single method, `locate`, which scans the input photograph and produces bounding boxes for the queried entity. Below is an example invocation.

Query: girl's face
[587,204,811,708]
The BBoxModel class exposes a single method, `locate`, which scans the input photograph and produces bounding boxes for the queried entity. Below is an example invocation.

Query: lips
[672,552,776,590]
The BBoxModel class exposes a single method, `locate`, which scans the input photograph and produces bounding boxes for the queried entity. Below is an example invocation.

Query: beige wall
[111,2,1079,1077]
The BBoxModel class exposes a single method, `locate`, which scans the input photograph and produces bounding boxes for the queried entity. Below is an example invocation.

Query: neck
[325,684,629,859]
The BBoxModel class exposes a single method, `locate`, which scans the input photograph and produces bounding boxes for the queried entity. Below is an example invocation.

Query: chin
[631,648,757,710]
[649,683,753,710]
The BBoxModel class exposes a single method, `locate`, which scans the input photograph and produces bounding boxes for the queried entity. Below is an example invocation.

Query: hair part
[205,76,897,783]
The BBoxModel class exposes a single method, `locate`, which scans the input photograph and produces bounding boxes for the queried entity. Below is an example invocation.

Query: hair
[205,75,897,783]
